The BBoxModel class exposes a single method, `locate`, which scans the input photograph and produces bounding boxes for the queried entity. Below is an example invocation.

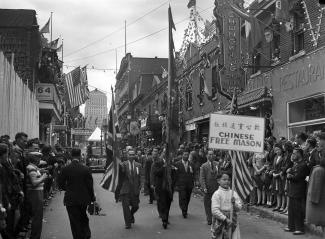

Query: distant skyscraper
[85,89,108,130]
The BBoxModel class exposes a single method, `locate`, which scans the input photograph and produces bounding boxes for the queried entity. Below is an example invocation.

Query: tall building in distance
[85,89,108,130]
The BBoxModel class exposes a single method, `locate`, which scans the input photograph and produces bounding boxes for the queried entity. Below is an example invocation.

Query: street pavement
[41,174,319,239]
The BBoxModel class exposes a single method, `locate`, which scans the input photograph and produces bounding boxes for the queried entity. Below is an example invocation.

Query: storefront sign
[217,0,244,92]
[209,114,265,153]
[52,125,67,132]
[185,123,196,131]
[71,129,92,136]
[36,83,54,101]
[247,72,272,91]
[280,62,325,92]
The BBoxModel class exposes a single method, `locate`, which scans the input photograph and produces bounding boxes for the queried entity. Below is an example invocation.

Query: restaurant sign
[217,0,244,93]
[209,114,265,153]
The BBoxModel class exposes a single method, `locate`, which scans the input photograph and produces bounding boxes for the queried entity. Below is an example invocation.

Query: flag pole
[124,20,127,56]
[50,12,53,43]
[229,90,237,238]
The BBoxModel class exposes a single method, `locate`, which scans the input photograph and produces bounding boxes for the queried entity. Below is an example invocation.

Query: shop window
[288,94,325,137]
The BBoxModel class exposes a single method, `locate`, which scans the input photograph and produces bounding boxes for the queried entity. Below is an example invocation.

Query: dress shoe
[131,215,135,224]
[125,225,131,229]
[163,222,167,229]
[293,231,305,235]
[284,227,294,232]
[182,212,187,218]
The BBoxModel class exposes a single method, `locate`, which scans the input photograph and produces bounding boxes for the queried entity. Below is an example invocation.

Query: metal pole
[115,48,118,75]
[124,20,127,56]
[50,12,53,43]
[100,130,103,156]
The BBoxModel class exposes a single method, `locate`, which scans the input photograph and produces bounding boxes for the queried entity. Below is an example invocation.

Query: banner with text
[209,114,265,153]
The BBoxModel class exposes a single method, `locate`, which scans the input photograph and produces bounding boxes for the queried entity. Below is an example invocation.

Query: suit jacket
[174,161,194,189]
[58,160,95,206]
[307,148,320,171]
[200,161,219,194]
[287,160,310,198]
[150,159,175,197]
[119,160,141,196]
[144,156,153,185]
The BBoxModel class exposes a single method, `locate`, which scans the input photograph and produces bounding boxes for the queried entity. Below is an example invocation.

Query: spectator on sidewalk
[306,149,325,236]
[252,149,267,206]
[285,147,310,235]
[306,137,320,171]
[295,133,308,155]
[26,152,48,239]
[200,150,219,225]
[272,143,285,212]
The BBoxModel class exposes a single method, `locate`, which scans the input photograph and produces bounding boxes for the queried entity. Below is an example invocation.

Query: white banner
[209,114,265,153]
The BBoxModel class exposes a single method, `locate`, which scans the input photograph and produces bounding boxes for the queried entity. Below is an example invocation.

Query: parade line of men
[115,146,206,230]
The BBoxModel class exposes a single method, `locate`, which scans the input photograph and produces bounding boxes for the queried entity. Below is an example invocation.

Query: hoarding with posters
[209,114,265,153]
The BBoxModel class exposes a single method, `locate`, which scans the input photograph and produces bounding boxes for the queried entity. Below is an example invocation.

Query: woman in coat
[306,150,325,235]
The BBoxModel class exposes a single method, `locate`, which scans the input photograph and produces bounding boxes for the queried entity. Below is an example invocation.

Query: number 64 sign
[35,83,54,101]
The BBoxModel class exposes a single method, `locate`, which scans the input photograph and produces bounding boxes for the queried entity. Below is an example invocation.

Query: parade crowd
[0,133,72,239]
[116,130,325,237]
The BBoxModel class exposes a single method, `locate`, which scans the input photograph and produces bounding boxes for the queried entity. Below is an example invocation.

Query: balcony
[36,83,62,122]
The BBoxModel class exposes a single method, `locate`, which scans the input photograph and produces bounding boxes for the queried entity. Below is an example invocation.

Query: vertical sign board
[209,114,265,153]
[217,0,244,93]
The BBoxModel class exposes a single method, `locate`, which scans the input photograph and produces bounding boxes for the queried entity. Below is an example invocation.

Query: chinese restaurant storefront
[271,47,325,139]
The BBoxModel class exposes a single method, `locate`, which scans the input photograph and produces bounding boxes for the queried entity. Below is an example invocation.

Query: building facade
[85,89,108,130]
[115,54,168,145]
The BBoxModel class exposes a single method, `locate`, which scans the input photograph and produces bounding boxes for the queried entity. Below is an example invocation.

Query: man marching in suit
[200,150,219,225]
[118,149,141,229]
[174,150,194,218]
[58,148,95,239]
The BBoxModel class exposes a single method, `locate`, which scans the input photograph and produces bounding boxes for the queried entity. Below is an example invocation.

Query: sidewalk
[192,187,323,237]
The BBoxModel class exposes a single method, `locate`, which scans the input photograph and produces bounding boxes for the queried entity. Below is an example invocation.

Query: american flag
[229,151,254,201]
[100,87,120,192]
[80,66,90,101]
[64,67,88,108]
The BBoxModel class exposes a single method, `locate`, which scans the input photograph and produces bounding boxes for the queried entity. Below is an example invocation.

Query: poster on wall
[209,114,265,153]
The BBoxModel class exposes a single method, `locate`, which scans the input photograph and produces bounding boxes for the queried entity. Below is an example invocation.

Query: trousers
[27,190,44,239]
[288,197,305,232]
[178,186,192,213]
[204,193,213,223]
[120,194,139,226]
[156,190,172,223]
[66,205,91,239]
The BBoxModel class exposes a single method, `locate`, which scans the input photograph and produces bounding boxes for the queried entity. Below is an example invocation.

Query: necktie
[211,162,214,172]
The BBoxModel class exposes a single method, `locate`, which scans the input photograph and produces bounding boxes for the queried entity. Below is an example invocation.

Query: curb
[247,205,323,237]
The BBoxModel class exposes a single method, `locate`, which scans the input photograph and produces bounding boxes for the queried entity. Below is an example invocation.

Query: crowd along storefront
[247,46,325,139]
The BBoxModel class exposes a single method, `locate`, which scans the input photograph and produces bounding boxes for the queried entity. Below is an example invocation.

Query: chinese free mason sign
[209,114,265,153]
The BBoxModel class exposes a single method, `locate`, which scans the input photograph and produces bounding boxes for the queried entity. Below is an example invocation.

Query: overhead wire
[65,5,214,64]
[65,1,169,57]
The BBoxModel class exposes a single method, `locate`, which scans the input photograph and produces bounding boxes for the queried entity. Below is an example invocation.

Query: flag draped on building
[40,18,50,33]
[64,67,88,109]
[80,66,90,101]
[100,87,120,192]
[166,5,179,157]
[227,2,263,51]
[275,0,289,22]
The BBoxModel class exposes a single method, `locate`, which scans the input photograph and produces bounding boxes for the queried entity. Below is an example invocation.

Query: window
[288,94,325,138]
[185,81,193,110]
[291,13,304,55]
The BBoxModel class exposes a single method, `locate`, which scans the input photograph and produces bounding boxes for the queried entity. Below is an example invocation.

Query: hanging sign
[209,114,265,153]
[216,0,244,93]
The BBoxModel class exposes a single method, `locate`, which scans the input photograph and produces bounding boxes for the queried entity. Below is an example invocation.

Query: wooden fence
[0,51,39,139]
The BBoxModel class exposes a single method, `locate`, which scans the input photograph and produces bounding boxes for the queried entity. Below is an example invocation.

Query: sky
[2,0,253,112]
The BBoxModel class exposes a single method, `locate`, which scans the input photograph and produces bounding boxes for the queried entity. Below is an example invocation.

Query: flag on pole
[187,0,196,9]
[50,38,59,49]
[80,66,90,102]
[56,44,63,52]
[166,5,179,156]
[64,67,85,109]
[100,86,120,192]
[229,151,254,200]
[40,18,50,33]
[227,2,263,51]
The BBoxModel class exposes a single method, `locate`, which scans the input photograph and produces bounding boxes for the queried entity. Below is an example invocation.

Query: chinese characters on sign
[209,114,265,153]
[217,0,244,92]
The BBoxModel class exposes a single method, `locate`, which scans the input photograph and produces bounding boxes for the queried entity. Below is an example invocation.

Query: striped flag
[64,67,87,109]
[40,17,50,33]
[100,86,120,192]
[80,66,90,101]
[229,151,254,201]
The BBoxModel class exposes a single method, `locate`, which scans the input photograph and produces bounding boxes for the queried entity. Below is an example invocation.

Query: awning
[237,87,272,108]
